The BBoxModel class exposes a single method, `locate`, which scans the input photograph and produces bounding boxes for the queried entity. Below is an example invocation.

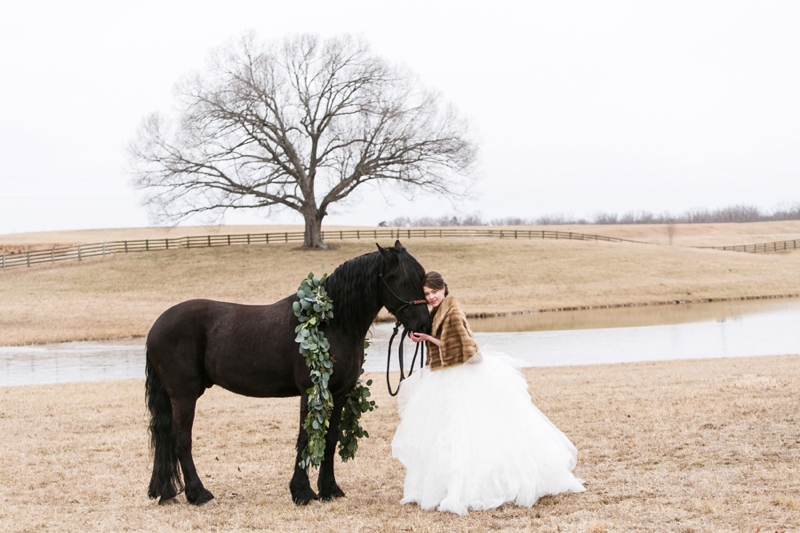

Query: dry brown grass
[503,220,800,247]
[2,223,799,531]
[2,235,800,345]
[1,355,797,532]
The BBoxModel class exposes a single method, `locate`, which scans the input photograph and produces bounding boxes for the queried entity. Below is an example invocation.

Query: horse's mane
[323,245,423,335]
[323,251,382,335]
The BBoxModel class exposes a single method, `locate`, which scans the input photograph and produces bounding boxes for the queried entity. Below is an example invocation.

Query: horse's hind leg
[146,355,184,504]
[318,395,346,500]
[289,393,318,505]
[172,396,215,506]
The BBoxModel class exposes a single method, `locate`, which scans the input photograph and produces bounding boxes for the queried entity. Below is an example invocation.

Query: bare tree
[128,33,477,248]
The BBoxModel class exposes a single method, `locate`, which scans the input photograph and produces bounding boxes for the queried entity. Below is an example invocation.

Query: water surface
[368,298,800,371]
[2,299,798,386]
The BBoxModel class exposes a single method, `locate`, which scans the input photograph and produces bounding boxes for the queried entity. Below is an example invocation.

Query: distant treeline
[384,204,800,227]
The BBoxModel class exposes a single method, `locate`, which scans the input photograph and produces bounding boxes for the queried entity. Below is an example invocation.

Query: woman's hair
[423,271,449,296]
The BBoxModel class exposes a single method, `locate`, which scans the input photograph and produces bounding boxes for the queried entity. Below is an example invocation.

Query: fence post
[207,235,211,247]
[145,239,149,251]
[266,233,269,243]
[165,239,169,250]
[227,235,231,246]
[102,243,106,257]
[285,232,288,242]
[247,234,250,244]
[78,245,82,261]
[1,254,4,270]
[27,251,30,267]
[51,249,54,263]
[124,241,128,253]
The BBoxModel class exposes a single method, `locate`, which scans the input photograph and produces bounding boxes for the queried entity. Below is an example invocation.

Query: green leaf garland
[338,340,376,462]
[292,272,375,470]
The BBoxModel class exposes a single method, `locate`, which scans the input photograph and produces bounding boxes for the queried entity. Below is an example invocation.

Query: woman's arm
[409,331,441,347]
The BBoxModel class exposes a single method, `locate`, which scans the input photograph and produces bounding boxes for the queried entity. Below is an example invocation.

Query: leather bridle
[378,273,427,316]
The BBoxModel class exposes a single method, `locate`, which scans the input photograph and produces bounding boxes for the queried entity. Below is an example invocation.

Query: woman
[391,272,585,515]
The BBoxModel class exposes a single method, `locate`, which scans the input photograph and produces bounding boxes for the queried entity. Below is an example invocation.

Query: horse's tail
[145,352,183,500]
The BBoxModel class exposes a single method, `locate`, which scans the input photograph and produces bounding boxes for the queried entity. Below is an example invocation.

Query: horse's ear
[394,240,405,250]
[376,243,395,264]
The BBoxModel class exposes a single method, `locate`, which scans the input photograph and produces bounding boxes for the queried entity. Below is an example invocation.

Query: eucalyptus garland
[339,341,376,462]
[292,272,376,470]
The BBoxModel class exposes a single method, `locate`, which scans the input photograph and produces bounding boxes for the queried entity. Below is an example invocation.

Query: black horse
[145,241,430,506]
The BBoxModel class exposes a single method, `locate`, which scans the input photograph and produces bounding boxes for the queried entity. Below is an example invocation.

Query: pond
[1,298,799,386]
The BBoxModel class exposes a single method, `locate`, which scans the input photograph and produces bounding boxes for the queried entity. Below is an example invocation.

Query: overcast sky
[1,1,798,234]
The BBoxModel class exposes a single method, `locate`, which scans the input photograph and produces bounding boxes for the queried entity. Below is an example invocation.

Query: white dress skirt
[391,350,585,515]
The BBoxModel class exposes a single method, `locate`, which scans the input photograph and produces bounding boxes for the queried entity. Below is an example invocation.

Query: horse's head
[377,241,431,334]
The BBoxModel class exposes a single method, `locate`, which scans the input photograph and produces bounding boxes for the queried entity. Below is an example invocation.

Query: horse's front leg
[318,394,346,500]
[290,393,318,505]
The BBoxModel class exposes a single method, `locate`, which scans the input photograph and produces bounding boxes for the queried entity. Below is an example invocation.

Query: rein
[378,273,428,396]
[385,322,425,397]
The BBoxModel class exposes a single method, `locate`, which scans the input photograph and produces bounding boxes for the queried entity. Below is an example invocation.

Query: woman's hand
[408,331,428,343]
[409,331,441,347]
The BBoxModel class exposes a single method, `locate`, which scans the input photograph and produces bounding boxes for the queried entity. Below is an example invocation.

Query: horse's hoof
[198,499,218,508]
[158,497,181,506]
[319,487,346,501]
[188,488,215,506]
[291,489,319,506]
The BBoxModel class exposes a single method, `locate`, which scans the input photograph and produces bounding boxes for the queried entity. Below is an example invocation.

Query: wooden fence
[1,228,640,271]
[702,239,800,253]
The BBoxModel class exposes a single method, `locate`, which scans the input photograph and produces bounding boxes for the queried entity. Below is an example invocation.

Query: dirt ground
[0,355,797,532]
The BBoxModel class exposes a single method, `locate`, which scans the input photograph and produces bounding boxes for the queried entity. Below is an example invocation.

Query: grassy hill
[2,225,799,345]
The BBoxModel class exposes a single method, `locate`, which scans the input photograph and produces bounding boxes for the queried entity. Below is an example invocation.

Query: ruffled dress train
[391,350,585,515]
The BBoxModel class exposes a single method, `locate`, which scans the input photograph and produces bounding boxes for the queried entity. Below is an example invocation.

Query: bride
[391,271,585,515]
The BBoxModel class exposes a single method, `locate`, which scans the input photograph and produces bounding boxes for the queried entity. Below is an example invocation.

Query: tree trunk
[303,210,326,249]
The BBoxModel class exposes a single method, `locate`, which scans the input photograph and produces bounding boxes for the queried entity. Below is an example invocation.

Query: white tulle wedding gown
[391,350,585,515]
